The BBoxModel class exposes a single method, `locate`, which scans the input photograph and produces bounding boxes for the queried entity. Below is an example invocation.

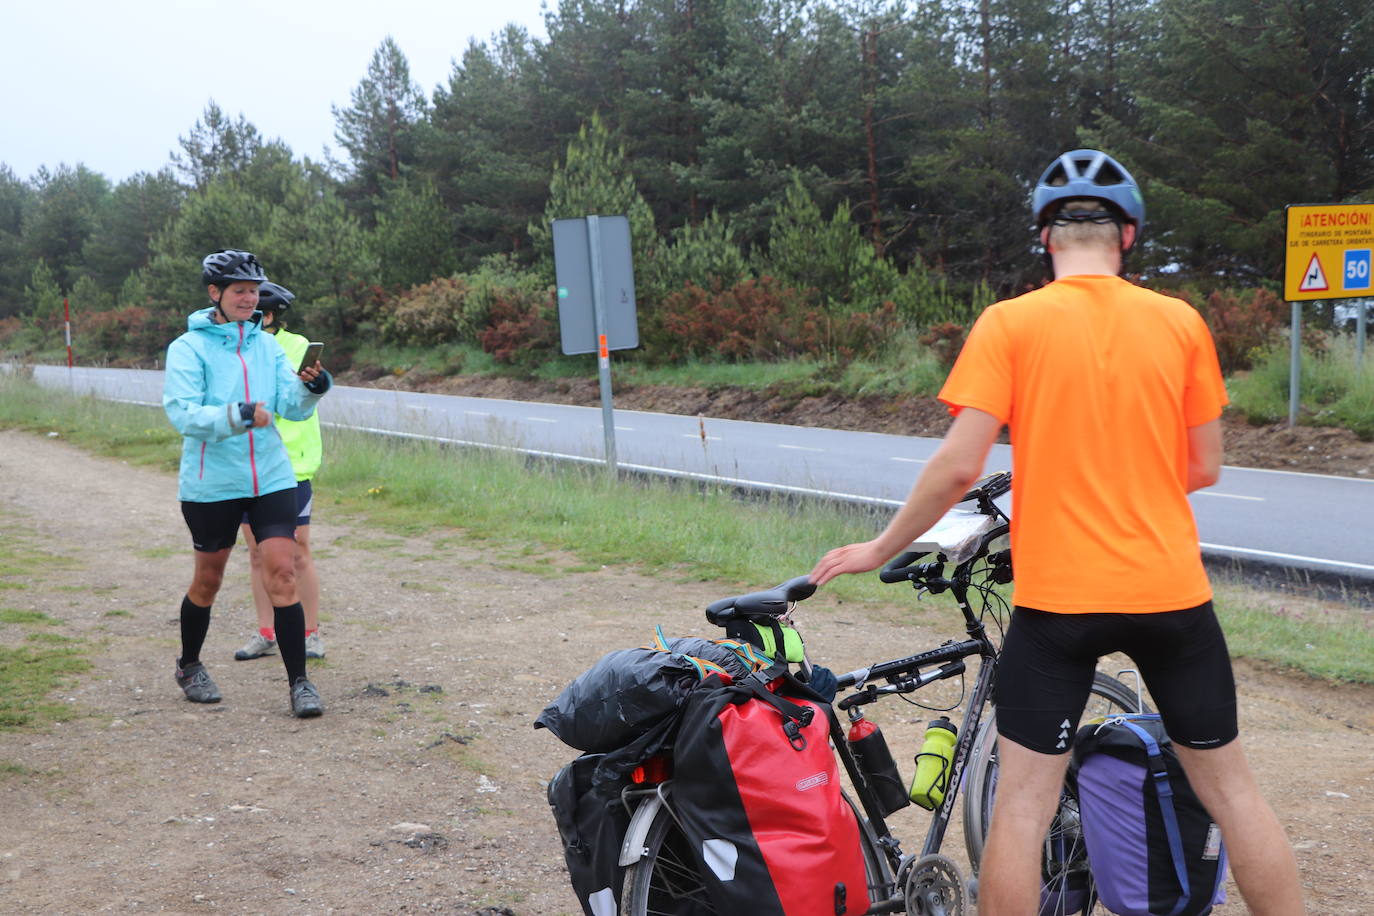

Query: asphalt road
[32,365,1374,584]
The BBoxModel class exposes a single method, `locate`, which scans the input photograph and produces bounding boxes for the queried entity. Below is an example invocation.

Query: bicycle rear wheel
[621,790,891,916]
[622,804,716,916]
[961,671,1146,915]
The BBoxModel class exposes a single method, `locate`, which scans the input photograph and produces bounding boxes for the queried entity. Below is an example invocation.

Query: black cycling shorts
[182,486,299,552]
[993,602,1238,754]
[239,478,313,528]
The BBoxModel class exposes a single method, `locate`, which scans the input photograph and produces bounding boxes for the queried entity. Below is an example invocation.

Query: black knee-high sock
[179,596,212,667]
[274,602,307,684]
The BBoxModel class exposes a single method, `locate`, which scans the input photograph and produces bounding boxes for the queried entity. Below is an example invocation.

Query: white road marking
[1196,491,1264,502]
[525,417,557,423]
[891,457,926,464]
[464,410,490,417]
[1200,542,1374,573]
[684,433,722,441]
[779,445,823,452]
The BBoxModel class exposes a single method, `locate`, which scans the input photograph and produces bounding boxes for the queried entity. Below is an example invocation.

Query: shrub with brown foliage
[478,287,559,366]
[644,277,898,364]
[919,321,967,370]
[76,307,182,363]
[381,276,471,344]
[1180,287,1286,374]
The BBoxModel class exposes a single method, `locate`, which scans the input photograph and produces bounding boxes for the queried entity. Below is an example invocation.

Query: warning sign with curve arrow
[1298,253,1329,292]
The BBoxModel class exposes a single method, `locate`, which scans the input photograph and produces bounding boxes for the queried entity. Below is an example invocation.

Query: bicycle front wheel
[961,671,1147,915]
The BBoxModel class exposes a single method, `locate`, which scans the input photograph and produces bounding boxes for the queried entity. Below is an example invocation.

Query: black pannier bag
[547,753,632,916]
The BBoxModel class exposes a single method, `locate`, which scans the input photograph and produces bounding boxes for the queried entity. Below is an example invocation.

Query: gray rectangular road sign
[553,215,638,355]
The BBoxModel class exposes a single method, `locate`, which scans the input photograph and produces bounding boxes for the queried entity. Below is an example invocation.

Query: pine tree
[333,36,428,214]
[173,101,265,191]
[528,112,659,288]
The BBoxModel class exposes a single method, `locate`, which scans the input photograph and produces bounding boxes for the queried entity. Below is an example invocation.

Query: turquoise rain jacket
[163,307,331,502]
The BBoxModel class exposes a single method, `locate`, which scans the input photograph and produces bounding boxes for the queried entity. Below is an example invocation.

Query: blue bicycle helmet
[201,249,267,287]
[256,280,295,312]
[1032,150,1144,249]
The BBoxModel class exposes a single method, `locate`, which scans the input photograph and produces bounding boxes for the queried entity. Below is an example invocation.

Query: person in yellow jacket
[234,280,328,661]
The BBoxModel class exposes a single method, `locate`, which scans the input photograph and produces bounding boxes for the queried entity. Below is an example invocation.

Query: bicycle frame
[828,548,1002,907]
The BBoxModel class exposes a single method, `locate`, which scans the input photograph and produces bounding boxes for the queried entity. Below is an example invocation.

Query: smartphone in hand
[297,341,324,372]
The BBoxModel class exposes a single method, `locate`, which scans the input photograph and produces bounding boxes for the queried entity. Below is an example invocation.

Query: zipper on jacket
[237,325,260,496]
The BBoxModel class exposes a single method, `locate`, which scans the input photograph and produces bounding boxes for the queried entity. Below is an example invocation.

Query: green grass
[0,639,91,730]
[1229,334,1374,439]
[1,372,1372,685]
[0,609,59,625]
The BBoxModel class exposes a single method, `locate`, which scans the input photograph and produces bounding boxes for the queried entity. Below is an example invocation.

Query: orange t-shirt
[938,275,1228,613]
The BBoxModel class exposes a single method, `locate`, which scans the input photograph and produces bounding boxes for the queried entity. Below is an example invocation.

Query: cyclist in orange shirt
[811,150,1303,915]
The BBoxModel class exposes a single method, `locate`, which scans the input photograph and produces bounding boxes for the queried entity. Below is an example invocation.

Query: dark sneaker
[175,660,222,703]
[234,632,277,660]
[290,677,323,718]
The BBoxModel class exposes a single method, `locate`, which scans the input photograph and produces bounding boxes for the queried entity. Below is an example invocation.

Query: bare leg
[1174,740,1305,915]
[187,547,231,607]
[240,522,274,632]
[257,535,299,607]
[977,737,1072,915]
[294,524,320,631]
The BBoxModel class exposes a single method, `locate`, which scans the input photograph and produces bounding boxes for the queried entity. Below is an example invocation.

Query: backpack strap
[1121,720,1192,916]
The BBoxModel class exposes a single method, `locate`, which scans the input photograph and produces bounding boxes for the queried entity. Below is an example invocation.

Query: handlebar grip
[879,550,928,583]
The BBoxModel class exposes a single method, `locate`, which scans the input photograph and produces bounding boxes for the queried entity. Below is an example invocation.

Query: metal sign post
[1283,202,1374,426]
[552,215,639,471]
[585,215,617,469]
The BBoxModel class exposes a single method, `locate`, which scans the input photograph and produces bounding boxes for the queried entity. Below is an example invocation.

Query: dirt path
[0,429,1370,914]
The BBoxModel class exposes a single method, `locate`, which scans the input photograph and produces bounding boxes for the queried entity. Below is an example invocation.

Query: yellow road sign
[1284,203,1374,301]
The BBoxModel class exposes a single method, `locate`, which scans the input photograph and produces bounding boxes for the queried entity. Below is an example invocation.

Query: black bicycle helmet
[1032,149,1144,248]
[256,280,295,312]
[202,249,267,287]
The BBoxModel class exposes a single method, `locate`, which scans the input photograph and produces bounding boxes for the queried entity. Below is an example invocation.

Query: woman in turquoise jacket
[162,249,331,718]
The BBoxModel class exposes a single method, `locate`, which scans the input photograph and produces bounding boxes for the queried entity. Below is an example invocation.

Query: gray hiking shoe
[290,677,323,718]
[175,660,222,703]
[234,632,277,660]
[304,631,325,659]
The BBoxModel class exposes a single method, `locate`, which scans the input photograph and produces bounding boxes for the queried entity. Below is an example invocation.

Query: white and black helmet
[201,249,267,287]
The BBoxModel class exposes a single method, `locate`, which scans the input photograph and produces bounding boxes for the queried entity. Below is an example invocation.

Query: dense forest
[2,0,1371,369]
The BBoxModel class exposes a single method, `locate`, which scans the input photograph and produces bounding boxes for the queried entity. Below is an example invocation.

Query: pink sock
[259,627,276,640]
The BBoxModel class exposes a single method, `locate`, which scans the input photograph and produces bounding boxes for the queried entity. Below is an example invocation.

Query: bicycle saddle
[705,575,816,625]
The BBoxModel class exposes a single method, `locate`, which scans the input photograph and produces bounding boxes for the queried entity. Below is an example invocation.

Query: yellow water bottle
[909,716,958,810]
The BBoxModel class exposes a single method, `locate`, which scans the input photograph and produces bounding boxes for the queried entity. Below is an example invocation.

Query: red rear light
[631,755,673,784]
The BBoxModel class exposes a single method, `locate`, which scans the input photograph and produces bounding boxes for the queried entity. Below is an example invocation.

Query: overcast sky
[3,0,551,184]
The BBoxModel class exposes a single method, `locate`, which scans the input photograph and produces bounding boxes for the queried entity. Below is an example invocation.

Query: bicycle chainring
[904,852,967,916]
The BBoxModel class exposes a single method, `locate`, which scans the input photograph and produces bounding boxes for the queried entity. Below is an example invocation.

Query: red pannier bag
[671,671,869,916]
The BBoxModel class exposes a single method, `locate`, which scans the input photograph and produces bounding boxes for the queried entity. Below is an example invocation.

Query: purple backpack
[1069,714,1228,916]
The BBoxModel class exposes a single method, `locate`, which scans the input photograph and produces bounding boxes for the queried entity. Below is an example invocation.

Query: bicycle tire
[621,790,890,916]
[622,802,716,916]
[961,671,1147,915]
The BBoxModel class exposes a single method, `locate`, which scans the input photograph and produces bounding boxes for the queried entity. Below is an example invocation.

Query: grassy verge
[1,372,1371,692]
[351,337,952,400]
[1228,334,1374,439]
